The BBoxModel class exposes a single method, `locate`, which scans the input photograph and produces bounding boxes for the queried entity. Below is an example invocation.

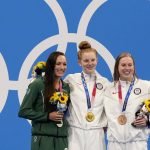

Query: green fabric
[19,77,48,122]
[31,136,68,150]
[18,77,70,149]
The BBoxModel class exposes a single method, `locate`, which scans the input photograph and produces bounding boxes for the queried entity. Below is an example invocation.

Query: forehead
[56,55,66,62]
[119,56,133,64]
[81,51,97,59]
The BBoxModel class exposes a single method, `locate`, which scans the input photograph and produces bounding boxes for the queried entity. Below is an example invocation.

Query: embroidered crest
[134,88,141,95]
[96,83,103,90]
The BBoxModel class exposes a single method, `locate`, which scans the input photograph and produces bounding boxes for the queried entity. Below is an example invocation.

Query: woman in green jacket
[18,51,70,150]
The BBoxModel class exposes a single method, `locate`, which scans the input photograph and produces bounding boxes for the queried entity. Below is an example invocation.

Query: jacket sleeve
[18,81,49,122]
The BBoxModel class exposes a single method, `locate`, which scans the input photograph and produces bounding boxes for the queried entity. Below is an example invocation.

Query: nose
[88,61,93,66]
[60,64,66,69]
[124,66,131,70]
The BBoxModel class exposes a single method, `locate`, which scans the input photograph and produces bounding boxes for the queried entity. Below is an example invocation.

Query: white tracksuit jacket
[65,71,109,150]
[104,79,150,150]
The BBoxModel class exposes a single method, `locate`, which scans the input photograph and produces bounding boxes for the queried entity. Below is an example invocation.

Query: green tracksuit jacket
[18,77,70,150]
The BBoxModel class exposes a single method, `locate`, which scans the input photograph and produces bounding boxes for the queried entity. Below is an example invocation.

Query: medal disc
[86,112,95,122]
[118,115,127,125]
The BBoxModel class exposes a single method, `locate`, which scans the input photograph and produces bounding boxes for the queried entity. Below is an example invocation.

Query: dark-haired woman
[18,51,70,150]
[104,52,150,150]
[65,41,109,150]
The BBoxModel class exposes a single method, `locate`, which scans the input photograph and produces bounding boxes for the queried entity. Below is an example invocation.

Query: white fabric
[65,71,109,150]
[104,79,150,150]
[68,126,105,150]
[108,140,147,150]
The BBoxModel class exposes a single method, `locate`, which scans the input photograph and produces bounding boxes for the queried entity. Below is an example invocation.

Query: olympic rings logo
[0,0,115,113]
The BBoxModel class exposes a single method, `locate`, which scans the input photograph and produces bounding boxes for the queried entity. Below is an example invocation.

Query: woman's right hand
[49,111,64,122]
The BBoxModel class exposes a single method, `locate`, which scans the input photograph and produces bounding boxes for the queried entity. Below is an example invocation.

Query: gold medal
[86,112,95,122]
[118,115,127,125]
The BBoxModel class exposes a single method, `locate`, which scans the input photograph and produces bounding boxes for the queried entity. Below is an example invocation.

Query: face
[118,56,134,81]
[78,51,98,74]
[54,55,67,79]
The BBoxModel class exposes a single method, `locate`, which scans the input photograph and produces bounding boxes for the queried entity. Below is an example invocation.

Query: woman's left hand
[132,115,148,127]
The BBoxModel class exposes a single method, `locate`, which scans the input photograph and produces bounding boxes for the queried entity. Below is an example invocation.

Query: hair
[113,52,137,82]
[44,51,65,111]
[77,41,97,60]
[34,61,46,76]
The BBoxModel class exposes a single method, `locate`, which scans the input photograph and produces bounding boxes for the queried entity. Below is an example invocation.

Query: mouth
[57,71,65,74]
[86,66,95,70]
[123,71,131,75]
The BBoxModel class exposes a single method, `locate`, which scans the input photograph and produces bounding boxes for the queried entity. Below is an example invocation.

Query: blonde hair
[78,41,97,60]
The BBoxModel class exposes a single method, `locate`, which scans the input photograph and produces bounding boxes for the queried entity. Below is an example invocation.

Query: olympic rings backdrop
[0,0,150,149]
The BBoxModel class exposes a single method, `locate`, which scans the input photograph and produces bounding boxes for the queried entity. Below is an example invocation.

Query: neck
[55,77,60,82]
[54,78,61,89]
[83,70,95,75]
[119,76,134,82]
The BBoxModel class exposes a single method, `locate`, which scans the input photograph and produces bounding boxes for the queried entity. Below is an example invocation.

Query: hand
[49,111,64,122]
[132,115,148,127]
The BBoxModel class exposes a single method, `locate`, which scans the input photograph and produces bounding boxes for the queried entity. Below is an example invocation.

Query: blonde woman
[65,41,109,150]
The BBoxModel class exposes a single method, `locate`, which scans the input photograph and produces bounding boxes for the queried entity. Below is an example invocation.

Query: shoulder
[65,73,81,78]
[96,71,110,88]
[104,81,116,96]
[136,79,150,87]
[64,73,81,83]
[62,80,70,93]
[62,80,69,88]
[28,77,44,89]
[105,81,115,91]
[135,79,150,94]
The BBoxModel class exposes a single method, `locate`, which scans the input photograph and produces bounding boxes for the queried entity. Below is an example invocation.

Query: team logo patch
[96,83,103,90]
[33,136,37,142]
[134,88,141,95]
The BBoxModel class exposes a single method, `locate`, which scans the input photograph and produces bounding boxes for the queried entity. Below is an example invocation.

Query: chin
[121,76,132,81]
[55,74,64,78]
[86,70,95,74]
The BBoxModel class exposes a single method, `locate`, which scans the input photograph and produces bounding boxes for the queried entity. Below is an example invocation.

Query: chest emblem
[134,88,141,95]
[96,83,103,90]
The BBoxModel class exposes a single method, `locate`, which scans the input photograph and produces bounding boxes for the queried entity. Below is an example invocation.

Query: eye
[128,63,133,67]
[56,62,61,65]
[91,58,96,62]
[83,59,89,63]
[121,63,126,67]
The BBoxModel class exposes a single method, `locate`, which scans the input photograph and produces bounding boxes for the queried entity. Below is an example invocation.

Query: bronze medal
[86,112,95,122]
[118,115,127,125]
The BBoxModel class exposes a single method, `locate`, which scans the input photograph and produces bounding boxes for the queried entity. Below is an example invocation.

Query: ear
[78,60,82,66]
[96,57,98,63]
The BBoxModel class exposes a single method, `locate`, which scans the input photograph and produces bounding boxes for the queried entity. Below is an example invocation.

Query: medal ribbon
[81,72,96,109]
[59,80,62,93]
[118,78,135,112]
[118,83,122,103]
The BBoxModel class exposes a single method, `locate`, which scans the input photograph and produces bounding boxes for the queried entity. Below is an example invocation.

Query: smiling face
[118,56,134,81]
[54,55,67,79]
[78,51,98,74]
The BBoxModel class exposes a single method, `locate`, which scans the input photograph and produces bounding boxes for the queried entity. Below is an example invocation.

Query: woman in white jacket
[104,52,150,150]
[65,41,109,150]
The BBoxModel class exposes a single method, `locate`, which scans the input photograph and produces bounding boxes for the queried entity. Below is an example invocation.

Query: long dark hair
[44,51,65,111]
[113,52,137,82]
